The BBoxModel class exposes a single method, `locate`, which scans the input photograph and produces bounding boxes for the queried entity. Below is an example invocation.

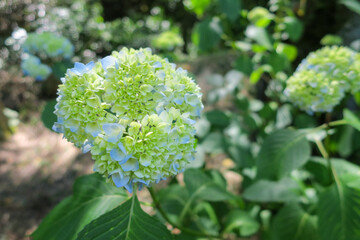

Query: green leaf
[305,157,360,185]
[51,60,73,79]
[219,0,241,21]
[276,43,298,61]
[243,178,300,203]
[276,104,292,129]
[245,25,273,50]
[250,66,265,84]
[77,195,173,240]
[338,125,354,157]
[184,168,235,202]
[256,129,311,180]
[284,16,304,42]
[271,203,319,240]
[205,110,231,128]
[234,54,253,76]
[320,34,343,45]
[223,210,259,237]
[340,0,360,15]
[185,0,211,17]
[344,109,360,131]
[192,17,223,51]
[200,132,225,153]
[318,174,360,240]
[41,99,57,131]
[32,174,129,240]
[266,52,289,73]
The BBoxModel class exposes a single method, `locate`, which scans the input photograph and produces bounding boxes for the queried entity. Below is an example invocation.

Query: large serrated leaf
[318,174,360,240]
[256,129,310,180]
[77,195,173,240]
[32,174,129,240]
[271,203,319,240]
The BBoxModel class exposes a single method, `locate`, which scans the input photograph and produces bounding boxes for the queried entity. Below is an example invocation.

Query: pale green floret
[285,46,360,113]
[53,47,203,191]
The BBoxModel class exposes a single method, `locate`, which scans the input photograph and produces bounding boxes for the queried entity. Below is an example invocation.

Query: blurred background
[1,0,360,239]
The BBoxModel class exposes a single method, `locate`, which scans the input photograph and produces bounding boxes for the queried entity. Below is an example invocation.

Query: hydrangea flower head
[23,32,74,59]
[284,46,360,114]
[53,48,203,192]
[21,54,52,81]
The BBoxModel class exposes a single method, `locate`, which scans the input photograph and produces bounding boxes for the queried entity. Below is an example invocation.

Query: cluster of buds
[53,48,203,192]
[285,46,360,114]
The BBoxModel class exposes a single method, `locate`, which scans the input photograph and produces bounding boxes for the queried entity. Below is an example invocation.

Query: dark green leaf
[205,110,231,128]
[41,99,57,131]
[256,129,311,180]
[271,203,319,240]
[32,174,129,240]
[243,178,300,203]
[219,0,241,21]
[192,18,223,51]
[77,195,173,240]
[318,174,360,240]
[234,54,253,76]
[52,60,73,79]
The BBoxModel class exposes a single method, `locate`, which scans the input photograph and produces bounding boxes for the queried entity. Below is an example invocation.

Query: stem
[148,187,223,240]
[315,119,347,130]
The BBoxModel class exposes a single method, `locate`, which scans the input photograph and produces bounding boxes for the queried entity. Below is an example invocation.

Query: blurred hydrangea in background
[23,32,74,59]
[53,48,203,192]
[285,46,360,114]
[21,54,52,81]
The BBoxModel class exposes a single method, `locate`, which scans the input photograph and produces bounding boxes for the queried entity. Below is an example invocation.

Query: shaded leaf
[219,0,241,21]
[223,210,259,237]
[41,99,57,131]
[271,203,319,240]
[192,17,223,51]
[243,178,300,203]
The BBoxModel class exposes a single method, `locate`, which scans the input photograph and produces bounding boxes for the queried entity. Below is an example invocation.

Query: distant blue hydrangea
[285,46,360,113]
[23,32,74,59]
[21,55,52,81]
[53,48,203,192]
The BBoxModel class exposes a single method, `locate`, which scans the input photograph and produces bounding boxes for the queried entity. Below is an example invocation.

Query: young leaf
[256,129,311,180]
[32,174,129,240]
[318,174,360,240]
[243,178,300,203]
[77,195,173,240]
[271,203,319,240]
